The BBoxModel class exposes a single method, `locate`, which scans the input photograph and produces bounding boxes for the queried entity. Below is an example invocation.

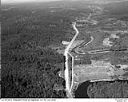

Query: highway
[64,6,103,97]
[64,22,79,97]
[64,14,93,97]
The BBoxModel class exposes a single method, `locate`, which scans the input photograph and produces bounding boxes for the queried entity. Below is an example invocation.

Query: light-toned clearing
[103,37,113,47]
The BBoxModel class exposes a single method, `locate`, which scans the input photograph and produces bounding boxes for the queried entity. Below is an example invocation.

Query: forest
[1,3,75,98]
[87,81,128,98]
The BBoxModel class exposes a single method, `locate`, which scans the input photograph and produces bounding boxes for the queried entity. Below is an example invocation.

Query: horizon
[2,0,128,5]
[2,0,63,4]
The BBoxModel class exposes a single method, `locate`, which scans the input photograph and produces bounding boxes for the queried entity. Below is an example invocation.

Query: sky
[2,0,62,3]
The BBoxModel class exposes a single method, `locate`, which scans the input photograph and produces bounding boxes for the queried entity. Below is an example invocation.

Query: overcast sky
[2,0,62,3]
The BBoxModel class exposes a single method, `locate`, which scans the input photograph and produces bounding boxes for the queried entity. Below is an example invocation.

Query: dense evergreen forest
[87,81,128,98]
[1,4,75,98]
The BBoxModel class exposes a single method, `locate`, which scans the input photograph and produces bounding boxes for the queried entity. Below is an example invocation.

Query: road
[64,6,104,97]
[64,14,94,97]
[64,22,79,97]
[74,36,94,54]
[64,11,94,97]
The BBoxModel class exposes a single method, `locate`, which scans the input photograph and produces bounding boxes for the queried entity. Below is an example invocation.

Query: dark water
[75,81,91,98]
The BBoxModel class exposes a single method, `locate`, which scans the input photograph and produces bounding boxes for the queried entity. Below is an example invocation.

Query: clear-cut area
[73,60,128,83]
[62,3,128,97]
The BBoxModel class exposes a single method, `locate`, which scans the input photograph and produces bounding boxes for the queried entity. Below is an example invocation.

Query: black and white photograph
[1,0,128,100]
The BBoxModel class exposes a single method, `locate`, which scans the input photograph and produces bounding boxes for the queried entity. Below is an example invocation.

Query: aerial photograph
[1,0,128,98]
